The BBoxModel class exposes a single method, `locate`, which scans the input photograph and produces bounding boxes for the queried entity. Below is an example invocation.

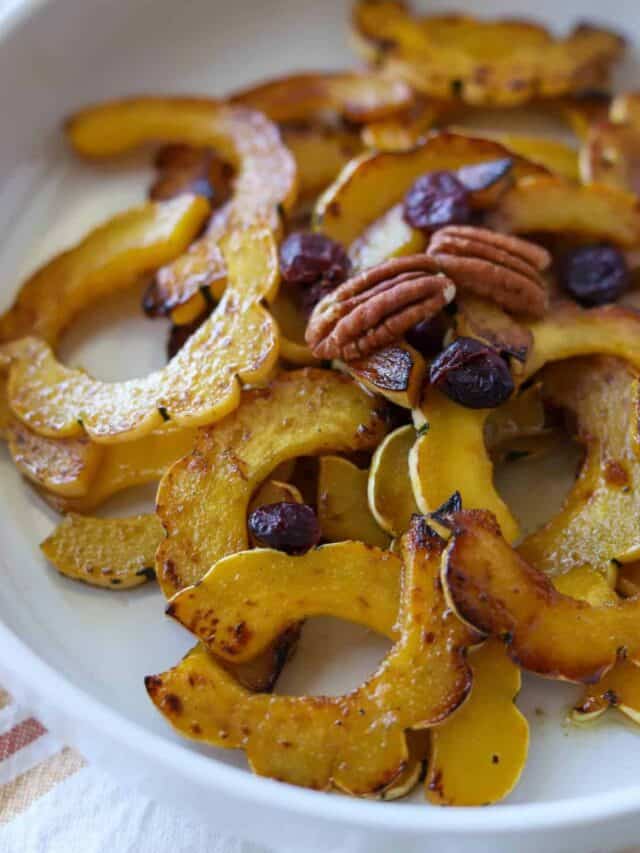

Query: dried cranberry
[248,502,321,555]
[300,279,337,315]
[561,244,628,306]
[279,232,351,289]
[405,313,449,357]
[429,337,514,409]
[403,171,472,233]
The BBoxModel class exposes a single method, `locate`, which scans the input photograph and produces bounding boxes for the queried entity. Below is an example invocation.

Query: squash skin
[425,638,528,806]
[368,424,419,538]
[314,132,545,249]
[10,420,198,509]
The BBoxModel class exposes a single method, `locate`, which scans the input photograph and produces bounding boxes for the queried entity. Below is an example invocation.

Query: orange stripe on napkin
[0,718,46,761]
[0,746,85,825]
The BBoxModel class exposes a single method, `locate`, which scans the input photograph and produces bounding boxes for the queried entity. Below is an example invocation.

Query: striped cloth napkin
[1,684,637,852]
[0,688,84,830]
[0,687,270,853]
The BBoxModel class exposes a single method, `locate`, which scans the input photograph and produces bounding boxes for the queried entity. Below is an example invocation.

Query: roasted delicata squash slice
[249,479,303,516]
[425,639,528,806]
[552,563,619,605]
[0,195,210,347]
[155,368,388,598]
[365,112,579,179]
[148,517,476,795]
[352,0,625,106]
[518,357,640,578]
[55,426,198,513]
[66,98,297,323]
[487,176,640,247]
[552,568,640,726]
[317,456,389,548]
[167,541,401,660]
[524,303,640,378]
[368,425,419,537]
[230,71,413,125]
[580,92,640,195]
[8,418,197,509]
[336,342,426,409]
[410,386,520,545]
[315,132,543,247]
[41,513,162,589]
[581,122,640,196]
[6,226,280,443]
[442,509,640,683]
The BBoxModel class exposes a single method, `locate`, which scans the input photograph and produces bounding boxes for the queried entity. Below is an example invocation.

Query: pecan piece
[305,255,456,362]
[427,225,551,319]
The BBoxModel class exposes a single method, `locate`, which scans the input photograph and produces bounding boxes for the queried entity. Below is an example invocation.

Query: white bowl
[2,1,640,850]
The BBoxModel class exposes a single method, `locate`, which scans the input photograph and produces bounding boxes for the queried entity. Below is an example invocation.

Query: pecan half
[305,255,456,362]
[427,225,551,319]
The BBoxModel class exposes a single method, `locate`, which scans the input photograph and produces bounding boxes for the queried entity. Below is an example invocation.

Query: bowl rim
[2,0,640,837]
[3,612,640,836]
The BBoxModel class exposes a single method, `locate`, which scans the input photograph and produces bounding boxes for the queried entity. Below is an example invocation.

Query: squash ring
[147,518,476,796]
[442,509,640,684]
[5,226,281,443]
[0,194,209,445]
[66,97,297,324]
[155,367,388,598]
